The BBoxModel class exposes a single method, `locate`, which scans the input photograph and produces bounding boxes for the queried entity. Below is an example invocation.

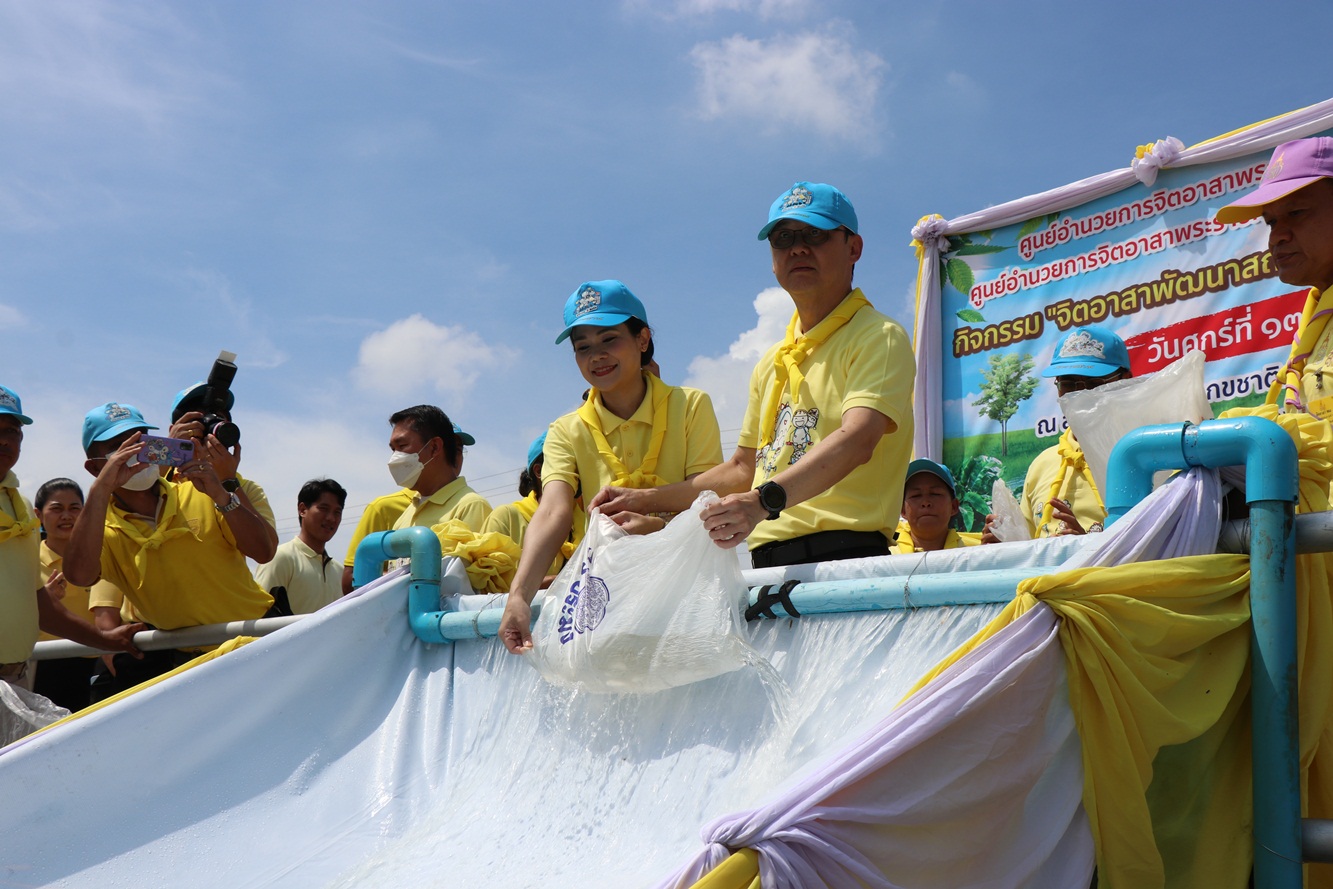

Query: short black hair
[298,478,347,509]
[388,404,460,465]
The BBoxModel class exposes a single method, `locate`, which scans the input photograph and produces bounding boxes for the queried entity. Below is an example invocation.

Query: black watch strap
[221,477,241,493]
[756,481,786,521]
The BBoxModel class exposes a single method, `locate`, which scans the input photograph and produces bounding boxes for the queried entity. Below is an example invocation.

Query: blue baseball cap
[555,280,649,344]
[1042,326,1131,378]
[757,181,859,240]
[82,402,158,453]
[905,459,956,496]
[452,423,476,447]
[171,382,235,423]
[0,386,33,425]
[526,432,547,469]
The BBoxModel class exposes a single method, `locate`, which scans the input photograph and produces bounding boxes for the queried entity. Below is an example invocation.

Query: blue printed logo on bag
[558,550,610,644]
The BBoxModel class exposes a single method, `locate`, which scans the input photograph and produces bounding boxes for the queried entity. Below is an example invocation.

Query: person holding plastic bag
[498,280,723,654]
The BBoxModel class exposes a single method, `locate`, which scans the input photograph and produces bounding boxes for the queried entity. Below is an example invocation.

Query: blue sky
[4,0,1332,556]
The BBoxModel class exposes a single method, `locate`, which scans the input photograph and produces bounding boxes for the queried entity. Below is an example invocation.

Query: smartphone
[137,435,196,467]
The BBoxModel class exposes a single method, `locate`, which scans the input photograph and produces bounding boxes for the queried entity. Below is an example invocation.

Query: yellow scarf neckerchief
[513,491,584,560]
[0,475,39,543]
[1037,428,1103,531]
[758,289,871,449]
[578,371,673,489]
[1268,286,1333,412]
[106,481,195,588]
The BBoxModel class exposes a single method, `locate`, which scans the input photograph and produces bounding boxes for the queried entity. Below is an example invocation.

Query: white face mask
[121,464,160,492]
[387,449,432,488]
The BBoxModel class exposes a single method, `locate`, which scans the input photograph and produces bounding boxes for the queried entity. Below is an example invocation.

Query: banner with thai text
[937,134,1329,529]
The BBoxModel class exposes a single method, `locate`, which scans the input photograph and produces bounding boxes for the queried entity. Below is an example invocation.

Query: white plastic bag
[0,680,69,747]
[528,492,762,694]
[1061,350,1213,496]
[987,478,1030,542]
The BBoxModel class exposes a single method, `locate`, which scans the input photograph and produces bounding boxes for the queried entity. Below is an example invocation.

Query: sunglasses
[767,227,846,250]
[1054,370,1126,394]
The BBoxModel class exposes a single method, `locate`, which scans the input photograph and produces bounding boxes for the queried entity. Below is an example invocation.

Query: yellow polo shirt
[1020,440,1107,538]
[393,477,491,532]
[95,478,273,630]
[542,386,723,499]
[0,474,39,663]
[254,536,342,614]
[738,296,915,549]
[1299,312,1333,421]
[36,542,123,642]
[892,526,981,554]
[483,498,567,576]
[343,488,414,567]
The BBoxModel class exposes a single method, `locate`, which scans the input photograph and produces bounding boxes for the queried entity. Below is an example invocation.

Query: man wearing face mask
[64,402,277,698]
[386,405,490,531]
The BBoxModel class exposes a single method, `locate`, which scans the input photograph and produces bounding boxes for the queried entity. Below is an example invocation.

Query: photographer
[166,368,278,545]
[65,402,277,699]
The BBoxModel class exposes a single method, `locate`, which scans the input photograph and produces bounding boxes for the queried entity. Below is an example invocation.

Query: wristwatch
[755,481,787,521]
[216,492,242,514]
[221,477,241,493]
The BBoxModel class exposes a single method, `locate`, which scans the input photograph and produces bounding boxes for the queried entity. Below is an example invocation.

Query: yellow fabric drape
[578,372,674,490]
[429,520,524,593]
[1267,286,1333,412]
[0,484,39,543]
[686,849,761,889]
[757,290,871,450]
[1036,428,1103,530]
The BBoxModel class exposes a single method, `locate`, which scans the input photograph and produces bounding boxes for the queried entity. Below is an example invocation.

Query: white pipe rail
[30,615,305,660]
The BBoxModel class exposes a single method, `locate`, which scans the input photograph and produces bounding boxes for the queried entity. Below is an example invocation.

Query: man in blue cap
[592,181,915,568]
[64,401,277,699]
[1010,325,1131,539]
[0,386,142,694]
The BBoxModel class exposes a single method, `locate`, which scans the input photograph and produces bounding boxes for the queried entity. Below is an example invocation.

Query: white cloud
[690,31,885,145]
[683,287,791,438]
[354,314,515,399]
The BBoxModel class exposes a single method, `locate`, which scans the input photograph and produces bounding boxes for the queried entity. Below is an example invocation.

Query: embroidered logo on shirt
[782,185,813,210]
[575,287,601,316]
[104,403,132,422]
[756,402,820,477]
[1057,331,1106,361]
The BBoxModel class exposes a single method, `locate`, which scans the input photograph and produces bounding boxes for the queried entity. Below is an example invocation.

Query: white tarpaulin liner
[0,563,1007,887]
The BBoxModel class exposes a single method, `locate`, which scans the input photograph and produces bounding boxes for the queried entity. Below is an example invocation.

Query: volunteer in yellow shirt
[498,279,723,653]
[584,182,914,584]
[385,407,490,532]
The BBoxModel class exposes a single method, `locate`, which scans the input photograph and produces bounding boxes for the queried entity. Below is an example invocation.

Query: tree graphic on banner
[972,353,1038,456]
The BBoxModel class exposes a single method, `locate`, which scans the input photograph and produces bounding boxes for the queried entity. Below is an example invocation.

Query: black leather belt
[749,530,889,569]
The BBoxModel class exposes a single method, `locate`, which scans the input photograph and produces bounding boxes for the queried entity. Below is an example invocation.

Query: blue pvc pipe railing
[352,527,444,643]
[1106,417,1300,888]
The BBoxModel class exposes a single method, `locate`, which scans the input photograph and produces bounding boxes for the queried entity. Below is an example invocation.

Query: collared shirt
[738,295,915,550]
[0,472,39,662]
[37,541,123,642]
[1020,439,1106,539]
[344,488,414,567]
[542,385,722,499]
[893,527,980,554]
[93,478,273,630]
[393,477,491,532]
[254,536,342,615]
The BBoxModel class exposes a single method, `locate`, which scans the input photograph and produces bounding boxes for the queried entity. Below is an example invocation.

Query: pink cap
[1216,137,1333,224]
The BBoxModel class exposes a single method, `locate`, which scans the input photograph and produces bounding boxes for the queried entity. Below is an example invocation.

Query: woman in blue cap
[497,280,723,653]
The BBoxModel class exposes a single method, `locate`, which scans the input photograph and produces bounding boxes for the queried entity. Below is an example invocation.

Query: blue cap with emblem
[758,181,859,240]
[82,402,158,453]
[555,280,649,344]
[0,385,33,426]
[526,432,547,469]
[1042,326,1131,378]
